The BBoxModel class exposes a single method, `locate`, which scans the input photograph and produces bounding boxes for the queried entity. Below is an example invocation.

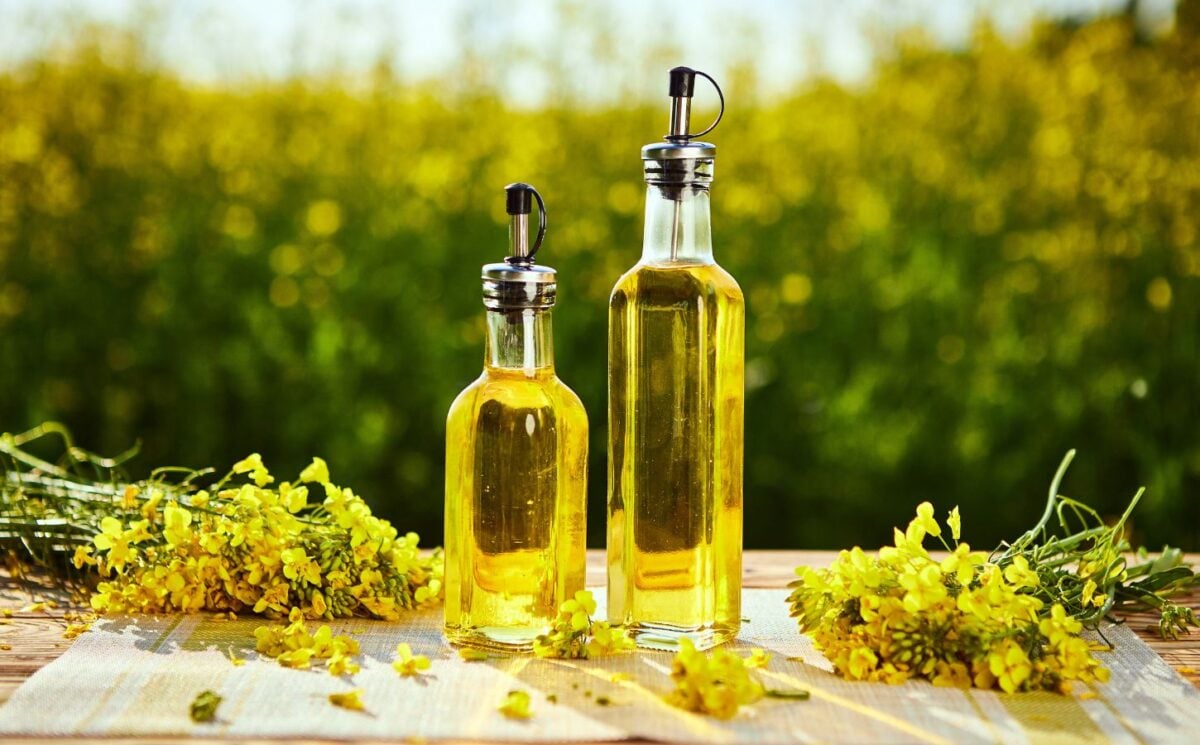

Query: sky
[0,0,1179,103]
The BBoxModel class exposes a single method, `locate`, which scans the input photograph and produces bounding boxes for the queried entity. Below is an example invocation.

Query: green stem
[997,450,1074,562]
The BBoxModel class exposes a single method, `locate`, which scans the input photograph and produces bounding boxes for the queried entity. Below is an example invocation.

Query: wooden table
[0,550,1195,744]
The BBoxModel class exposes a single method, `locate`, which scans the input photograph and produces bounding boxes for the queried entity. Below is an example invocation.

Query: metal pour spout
[505,183,536,262]
[668,67,696,141]
[657,67,720,259]
[668,68,696,259]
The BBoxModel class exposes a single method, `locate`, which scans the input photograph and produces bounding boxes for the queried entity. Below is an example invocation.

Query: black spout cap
[669,66,696,98]
[505,183,534,215]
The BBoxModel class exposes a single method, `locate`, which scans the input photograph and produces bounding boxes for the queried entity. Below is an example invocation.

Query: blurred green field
[1,10,1197,551]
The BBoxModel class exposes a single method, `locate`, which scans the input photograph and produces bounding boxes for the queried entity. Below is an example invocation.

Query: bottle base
[444,625,545,653]
[623,621,739,651]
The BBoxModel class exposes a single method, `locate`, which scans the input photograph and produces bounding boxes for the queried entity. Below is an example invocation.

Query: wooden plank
[0,551,1193,744]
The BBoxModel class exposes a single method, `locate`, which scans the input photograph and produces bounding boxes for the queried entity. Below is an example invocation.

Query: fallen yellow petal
[329,689,366,711]
[499,690,533,719]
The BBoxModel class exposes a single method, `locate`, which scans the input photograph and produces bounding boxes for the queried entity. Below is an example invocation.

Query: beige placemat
[0,589,1196,744]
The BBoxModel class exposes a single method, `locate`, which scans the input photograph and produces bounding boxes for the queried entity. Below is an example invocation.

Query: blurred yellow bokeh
[0,4,1197,550]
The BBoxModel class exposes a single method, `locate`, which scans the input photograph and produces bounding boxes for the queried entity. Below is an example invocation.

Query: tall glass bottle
[608,68,744,650]
[445,183,589,651]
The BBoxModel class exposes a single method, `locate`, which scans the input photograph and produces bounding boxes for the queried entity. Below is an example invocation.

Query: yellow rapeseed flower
[280,547,321,586]
[666,638,764,719]
[121,485,140,510]
[1039,604,1083,645]
[328,689,365,711]
[162,502,192,547]
[946,506,962,541]
[72,545,96,569]
[940,543,986,585]
[279,483,308,514]
[414,576,442,604]
[327,651,360,676]
[498,690,532,719]
[232,453,273,487]
[586,619,637,656]
[1003,556,1040,589]
[92,517,135,570]
[847,647,878,680]
[255,616,361,676]
[913,502,942,537]
[392,642,430,676]
[1081,578,1106,608]
[932,660,971,688]
[744,649,772,669]
[300,457,330,485]
[987,640,1033,693]
[898,564,947,613]
[62,621,92,639]
[140,489,163,522]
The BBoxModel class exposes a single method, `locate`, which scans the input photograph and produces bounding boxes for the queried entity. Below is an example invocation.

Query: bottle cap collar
[482,262,556,310]
[641,141,716,161]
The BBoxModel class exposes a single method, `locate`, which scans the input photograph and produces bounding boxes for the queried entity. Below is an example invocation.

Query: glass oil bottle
[607,68,744,650]
[444,183,588,651]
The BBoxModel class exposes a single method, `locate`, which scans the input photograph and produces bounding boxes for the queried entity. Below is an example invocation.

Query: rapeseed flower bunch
[85,454,443,619]
[665,639,768,719]
[531,590,635,659]
[253,607,361,673]
[789,452,1197,693]
[0,424,442,621]
[789,520,1104,693]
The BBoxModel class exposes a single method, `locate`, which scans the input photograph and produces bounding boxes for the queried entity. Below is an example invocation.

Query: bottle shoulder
[705,261,744,299]
[448,369,584,417]
[548,375,587,418]
[446,373,486,424]
[610,260,744,307]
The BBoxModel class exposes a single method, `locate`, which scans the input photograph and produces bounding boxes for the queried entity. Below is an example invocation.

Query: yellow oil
[607,260,744,649]
[444,365,588,651]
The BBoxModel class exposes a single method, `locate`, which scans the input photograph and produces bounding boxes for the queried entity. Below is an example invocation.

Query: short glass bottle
[444,183,589,651]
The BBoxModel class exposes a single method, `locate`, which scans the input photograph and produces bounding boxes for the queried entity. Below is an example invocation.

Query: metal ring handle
[689,70,724,140]
[527,185,546,261]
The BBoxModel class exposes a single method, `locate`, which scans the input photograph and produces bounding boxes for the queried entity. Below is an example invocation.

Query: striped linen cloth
[0,589,1195,743]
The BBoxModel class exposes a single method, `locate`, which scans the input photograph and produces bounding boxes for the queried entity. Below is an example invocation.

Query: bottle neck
[485,307,554,374]
[641,184,713,264]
